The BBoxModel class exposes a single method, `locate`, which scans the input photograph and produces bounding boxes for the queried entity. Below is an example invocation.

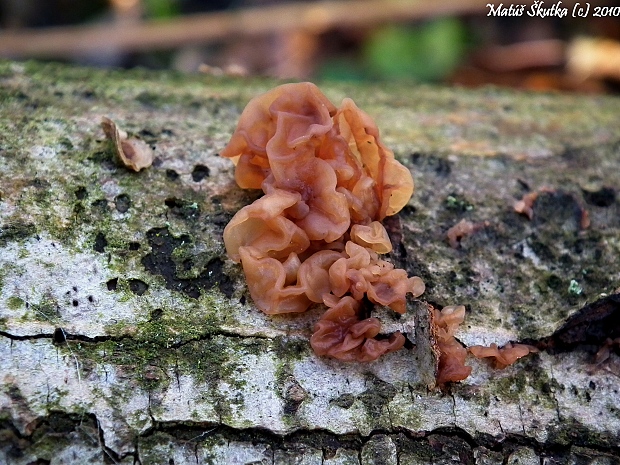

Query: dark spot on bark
[532,191,584,232]
[165,198,201,220]
[239,295,246,305]
[53,328,66,344]
[383,215,403,246]
[358,374,397,418]
[410,152,452,177]
[128,242,141,251]
[129,279,149,296]
[427,434,474,465]
[89,149,116,169]
[166,169,179,180]
[79,89,96,99]
[191,164,210,182]
[206,212,234,228]
[74,186,87,200]
[106,278,118,291]
[136,91,163,108]
[182,258,193,271]
[546,274,562,290]
[31,178,50,189]
[91,198,109,213]
[138,128,156,138]
[206,258,234,298]
[283,382,306,415]
[517,178,531,191]
[527,239,555,262]
[72,300,78,307]
[150,308,163,321]
[0,222,36,246]
[115,194,131,213]
[141,227,233,299]
[536,293,620,353]
[401,204,417,216]
[330,393,355,409]
[12,90,29,101]
[7,384,27,404]
[582,187,615,207]
[88,295,94,303]
[93,232,107,253]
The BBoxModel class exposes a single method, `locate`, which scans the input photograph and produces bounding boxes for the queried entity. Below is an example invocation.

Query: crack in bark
[2,412,620,464]
[0,326,273,346]
[517,402,526,436]
[548,364,563,423]
[450,392,458,425]
[0,329,131,343]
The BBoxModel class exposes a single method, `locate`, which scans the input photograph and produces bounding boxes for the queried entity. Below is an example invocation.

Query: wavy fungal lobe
[222,82,423,362]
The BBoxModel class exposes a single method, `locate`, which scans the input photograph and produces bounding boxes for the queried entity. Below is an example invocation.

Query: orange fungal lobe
[222,82,421,362]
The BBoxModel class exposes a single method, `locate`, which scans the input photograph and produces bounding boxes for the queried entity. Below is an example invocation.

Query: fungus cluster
[222,83,538,380]
[222,82,424,362]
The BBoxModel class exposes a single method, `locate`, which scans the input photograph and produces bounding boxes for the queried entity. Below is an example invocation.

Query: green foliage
[143,0,179,19]
[363,18,468,82]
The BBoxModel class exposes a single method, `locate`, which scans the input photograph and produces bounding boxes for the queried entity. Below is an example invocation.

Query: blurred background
[1,0,620,93]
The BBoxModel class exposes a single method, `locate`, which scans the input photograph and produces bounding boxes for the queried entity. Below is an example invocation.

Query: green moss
[568,279,583,296]
[489,361,557,410]
[24,295,61,324]
[272,336,311,362]
[607,402,620,420]
[356,374,397,428]
[44,388,70,412]
[61,291,247,392]
[546,417,616,448]
[6,296,24,310]
[0,222,36,247]
[444,194,474,212]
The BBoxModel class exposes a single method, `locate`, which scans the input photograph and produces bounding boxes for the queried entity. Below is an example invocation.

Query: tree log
[1,60,619,464]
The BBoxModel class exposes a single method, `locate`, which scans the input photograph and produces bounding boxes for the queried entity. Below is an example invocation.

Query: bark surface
[1,60,619,464]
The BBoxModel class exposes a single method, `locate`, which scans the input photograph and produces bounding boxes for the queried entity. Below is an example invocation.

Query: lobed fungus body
[431,305,472,384]
[469,342,538,369]
[446,219,490,249]
[222,82,423,362]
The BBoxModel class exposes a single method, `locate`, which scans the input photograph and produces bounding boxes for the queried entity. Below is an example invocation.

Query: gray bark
[1,60,619,464]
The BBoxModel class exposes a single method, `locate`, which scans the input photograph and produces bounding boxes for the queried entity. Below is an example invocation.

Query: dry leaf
[101,116,153,172]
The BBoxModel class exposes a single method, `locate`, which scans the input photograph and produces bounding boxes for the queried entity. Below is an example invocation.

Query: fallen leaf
[101,116,153,172]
